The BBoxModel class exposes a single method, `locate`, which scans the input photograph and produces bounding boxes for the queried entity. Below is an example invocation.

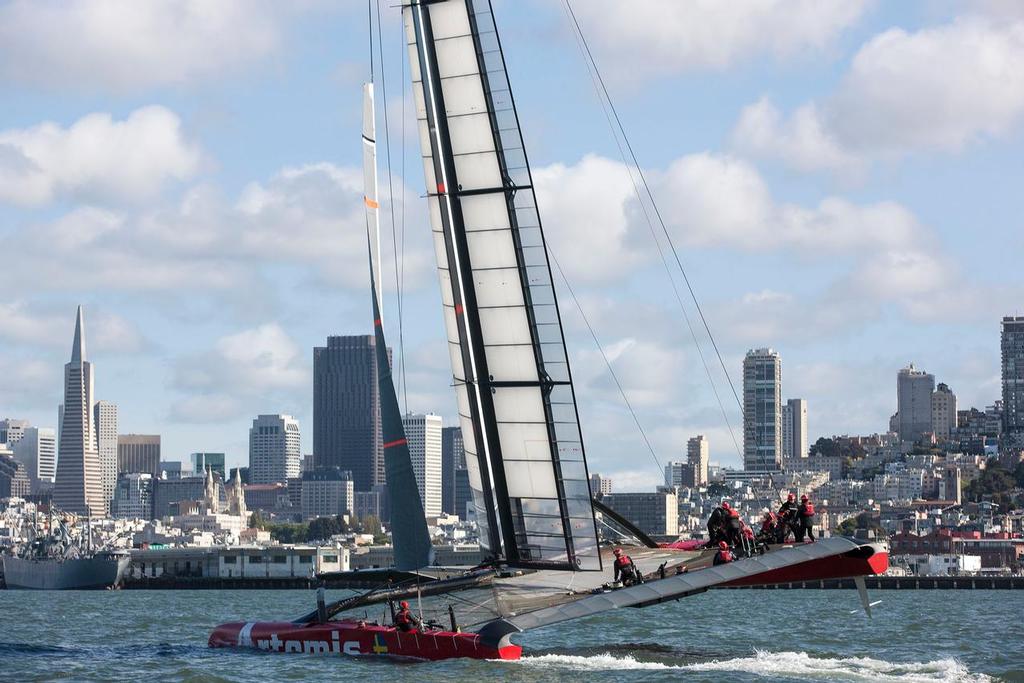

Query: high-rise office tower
[1002,317,1024,449]
[686,434,710,486]
[401,413,442,518]
[588,472,612,496]
[117,434,161,476]
[248,414,301,484]
[663,461,692,489]
[94,401,118,505]
[897,364,935,443]
[12,426,57,493]
[781,398,808,465]
[190,452,226,479]
[743,348,782,472]
[313,335,386,492]
[53,307,107,516]
[0,418,29,446]
[931,383,957,441]
[441,426,464,515]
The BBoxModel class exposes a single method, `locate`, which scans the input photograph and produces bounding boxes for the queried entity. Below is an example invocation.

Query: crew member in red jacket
[394,600,420,632]
[797,494,816,542]
[712,540,734,566]
[613,547,643,586]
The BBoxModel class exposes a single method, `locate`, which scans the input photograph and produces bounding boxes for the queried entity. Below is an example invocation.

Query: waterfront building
[118,434,161,476]
[248,414,301,484]
[897,364,935,443]
[600,490,678,537]
[313,335,385,492]
[589,472,612,496]
[402,413,442,518]
[441,426,464,516]
[687,434,710,485]
[12,426,56,493]
[301,467,355,521]
[53,307,107,516]
[190,453,226,480]
[781,399,808,466]
[931,383,958,441]
[1002,316,1024,450]
[94,401,118,506]
[112,472,154,519]
[743,348,782,472]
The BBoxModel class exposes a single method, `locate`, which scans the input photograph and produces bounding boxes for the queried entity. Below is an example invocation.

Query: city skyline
[3,3,1024,490]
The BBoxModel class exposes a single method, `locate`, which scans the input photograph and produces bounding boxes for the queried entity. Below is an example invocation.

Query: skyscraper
[248,414,301,484]
[663,461,692,489]
[313,335,385,492]
[190,452,226,479]
[441,426,464,515]
[53,307,107,516]
[1002,317,1024,449]
[686,434,710,486]
[12,426,56,493]
[402,413,443,518]
[743,348,782,473]
[117,434,161,476]
[897,364,935,443]
[931,383,957,441]
[781,398,808,465]
[589,472,612,496]
[94,401,118,505]
[0,418,29,446]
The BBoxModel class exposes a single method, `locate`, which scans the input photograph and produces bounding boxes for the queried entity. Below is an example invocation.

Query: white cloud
[0,0,283,91]
[567,0,868,81]
[0,106,202,206]
[0,301,146,354]
[734,17,1024,171]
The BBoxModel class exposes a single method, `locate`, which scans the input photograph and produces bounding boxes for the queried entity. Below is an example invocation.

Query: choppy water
[0,588,1020,681]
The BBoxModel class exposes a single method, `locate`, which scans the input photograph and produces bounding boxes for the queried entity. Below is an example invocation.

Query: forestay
[403,0,600,571]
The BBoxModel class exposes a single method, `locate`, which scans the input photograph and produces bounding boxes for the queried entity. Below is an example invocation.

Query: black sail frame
[406,0,601,571]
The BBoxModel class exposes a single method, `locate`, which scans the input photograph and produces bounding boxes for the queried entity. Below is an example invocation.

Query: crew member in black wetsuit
[394,600,420,632]
[777,493,798,543]
[712,540,734,566]
[613,547,643,586]
[797,494,816,542]
[706,502,728,547]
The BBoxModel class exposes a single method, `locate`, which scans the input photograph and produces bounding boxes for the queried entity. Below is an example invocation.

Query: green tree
[707,482,730,500]
[249,511,266,529]
[307,515,349,541]
[358,514,382,537]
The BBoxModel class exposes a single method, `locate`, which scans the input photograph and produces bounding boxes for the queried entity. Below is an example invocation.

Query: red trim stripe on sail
[383,438,407,449]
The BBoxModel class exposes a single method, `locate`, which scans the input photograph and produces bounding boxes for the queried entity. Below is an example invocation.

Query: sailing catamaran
[209,0,888,661]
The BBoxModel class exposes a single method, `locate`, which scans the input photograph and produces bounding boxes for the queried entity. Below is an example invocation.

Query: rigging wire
[374,0,409,412]
[398,8,409,413]
[562,0,744,457]
[549,252,662,472]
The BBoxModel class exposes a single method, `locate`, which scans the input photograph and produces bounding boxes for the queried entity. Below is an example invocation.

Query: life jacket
[715,549,733,564]
[742,526,754,540]
[614,554,633,569]
[802,502,815,516]
[395,609,413,626]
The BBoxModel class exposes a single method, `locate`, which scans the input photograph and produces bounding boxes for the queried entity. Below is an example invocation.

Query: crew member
[759,511,778,544]
[797,494,816,542]
[712,540,734,566]
[777,493,798,543]
[613,547,643,586]
[725,504,744,548]
[706,502,728,546]
[394,600,420,632]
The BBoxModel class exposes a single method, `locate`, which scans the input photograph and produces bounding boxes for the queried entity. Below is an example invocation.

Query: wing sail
[363,82,434,571]
[403,0,600,571]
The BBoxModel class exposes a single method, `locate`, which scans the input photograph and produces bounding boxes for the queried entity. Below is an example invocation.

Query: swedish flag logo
[372,634,388,654]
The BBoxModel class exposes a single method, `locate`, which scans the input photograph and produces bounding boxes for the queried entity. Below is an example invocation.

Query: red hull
[208,619,521,661]
[726,545,889,586]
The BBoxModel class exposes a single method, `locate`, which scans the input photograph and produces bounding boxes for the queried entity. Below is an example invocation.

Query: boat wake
[511,650,989,682]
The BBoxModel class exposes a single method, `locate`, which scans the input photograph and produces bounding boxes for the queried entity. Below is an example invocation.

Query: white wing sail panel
[404,0,600,571]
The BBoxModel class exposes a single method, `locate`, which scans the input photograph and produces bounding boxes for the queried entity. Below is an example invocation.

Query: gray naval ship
[2,510,129,590]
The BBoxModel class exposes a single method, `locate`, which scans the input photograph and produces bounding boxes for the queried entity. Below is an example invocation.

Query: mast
[403,0,601,571]
[363,82,434,570]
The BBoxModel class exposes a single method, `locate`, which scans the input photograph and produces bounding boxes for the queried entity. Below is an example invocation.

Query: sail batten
[404,0,601,571]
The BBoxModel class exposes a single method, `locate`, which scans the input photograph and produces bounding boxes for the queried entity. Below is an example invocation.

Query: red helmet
[613,547,622,556]
[787,493,796,501]
[721,501,731,510]
[718,540,729,550]
[801,495,809,502]
[400,601,409,609]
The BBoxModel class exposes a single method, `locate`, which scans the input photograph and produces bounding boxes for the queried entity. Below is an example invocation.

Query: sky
[2,0,1023,491]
